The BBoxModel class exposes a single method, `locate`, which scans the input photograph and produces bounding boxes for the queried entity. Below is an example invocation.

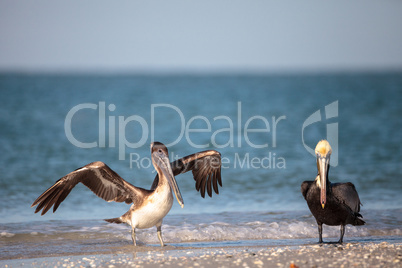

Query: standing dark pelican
[301,140,365,243]
[32,142,222,246]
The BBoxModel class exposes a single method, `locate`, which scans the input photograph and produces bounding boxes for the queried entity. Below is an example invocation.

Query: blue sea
[1,73,401,260]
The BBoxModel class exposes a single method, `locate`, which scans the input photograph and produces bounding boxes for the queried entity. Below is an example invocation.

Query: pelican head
[315,140,332,209]
[151,142,184,208]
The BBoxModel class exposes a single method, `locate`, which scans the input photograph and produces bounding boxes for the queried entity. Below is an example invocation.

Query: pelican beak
[317,154,330,209]
[153,152,184,208]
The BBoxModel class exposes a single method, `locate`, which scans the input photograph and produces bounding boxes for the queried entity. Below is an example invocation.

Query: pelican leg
[338,225,345,244]
[318,223,323,243]
[131,227,136,246]
[156,225,165,247]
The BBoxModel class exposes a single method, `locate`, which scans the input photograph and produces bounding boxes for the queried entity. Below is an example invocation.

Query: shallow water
[0,73,401,259]
[1,209,401,260]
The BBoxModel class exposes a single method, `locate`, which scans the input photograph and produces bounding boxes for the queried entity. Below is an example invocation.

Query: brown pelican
[301,140,365,243]
[31,142,222,246]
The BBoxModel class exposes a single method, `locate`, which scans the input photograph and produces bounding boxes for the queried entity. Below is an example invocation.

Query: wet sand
[2,241,401,268]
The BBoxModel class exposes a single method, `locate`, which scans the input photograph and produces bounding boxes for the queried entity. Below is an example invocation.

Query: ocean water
[1,73,401,259]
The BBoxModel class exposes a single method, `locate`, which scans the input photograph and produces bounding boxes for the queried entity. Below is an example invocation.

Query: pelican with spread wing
[32,142,222,246]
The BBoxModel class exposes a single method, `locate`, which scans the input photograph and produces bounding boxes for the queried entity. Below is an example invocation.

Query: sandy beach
[2,240,401,268]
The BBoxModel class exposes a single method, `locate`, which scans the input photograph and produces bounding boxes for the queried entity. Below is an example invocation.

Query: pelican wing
[31,161,143,215]
[331,182,362,213]
[301,181,314,200]
[152,150,222,198]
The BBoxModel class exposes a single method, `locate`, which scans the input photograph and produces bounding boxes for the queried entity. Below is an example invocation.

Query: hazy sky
[1,0,402,73]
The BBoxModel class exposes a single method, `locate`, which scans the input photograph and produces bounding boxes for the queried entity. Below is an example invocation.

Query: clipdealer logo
[64,101,339,169]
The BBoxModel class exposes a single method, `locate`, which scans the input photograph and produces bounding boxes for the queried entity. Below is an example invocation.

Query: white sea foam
[1,231,15,238]
[107,219,395,244]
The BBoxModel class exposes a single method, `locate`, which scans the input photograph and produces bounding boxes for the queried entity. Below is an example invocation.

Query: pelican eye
[317,153,325,159]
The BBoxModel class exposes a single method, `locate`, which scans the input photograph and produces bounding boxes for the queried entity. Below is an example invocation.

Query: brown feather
[206,174,212,197]
[31,161,141,215]
[167,150,222,198]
